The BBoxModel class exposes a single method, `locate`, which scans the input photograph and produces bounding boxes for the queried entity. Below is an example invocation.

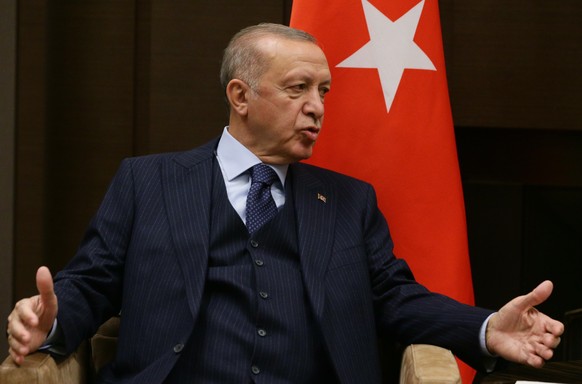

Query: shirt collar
[216,127,288,185]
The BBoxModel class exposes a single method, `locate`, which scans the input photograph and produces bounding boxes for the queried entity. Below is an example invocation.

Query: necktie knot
[246,164,278,234]
[250,164,278,186]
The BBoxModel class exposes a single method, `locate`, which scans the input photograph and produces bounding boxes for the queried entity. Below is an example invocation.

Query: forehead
[258,37,331,81]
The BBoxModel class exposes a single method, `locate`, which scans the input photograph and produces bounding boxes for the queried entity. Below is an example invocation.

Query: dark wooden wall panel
[457,128,582,187]
[446,0,582,130]
[143,1,286,154]
[15,1,50,299]
[464,183,525,309]
[0,0,17,362]
[523,187,582,315]
[43,0,136,276]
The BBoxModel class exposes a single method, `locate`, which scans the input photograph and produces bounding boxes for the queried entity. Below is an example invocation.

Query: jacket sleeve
[361,182,494,370]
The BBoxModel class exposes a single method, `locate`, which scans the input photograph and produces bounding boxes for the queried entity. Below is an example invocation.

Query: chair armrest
[90,315,120,374]
[0,342,88,384]
[399,344,461,384]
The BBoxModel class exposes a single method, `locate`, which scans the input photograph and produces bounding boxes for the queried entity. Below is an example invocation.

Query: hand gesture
[486,280,564,367]
[7,266,59,365]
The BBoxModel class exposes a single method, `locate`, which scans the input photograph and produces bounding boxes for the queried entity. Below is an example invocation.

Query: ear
[226,79,250,117]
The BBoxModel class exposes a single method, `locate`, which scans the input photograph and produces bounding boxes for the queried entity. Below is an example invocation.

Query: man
[7,23,563,383]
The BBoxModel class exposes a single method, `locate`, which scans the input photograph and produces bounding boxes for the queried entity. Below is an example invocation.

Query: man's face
[243,38,331,164]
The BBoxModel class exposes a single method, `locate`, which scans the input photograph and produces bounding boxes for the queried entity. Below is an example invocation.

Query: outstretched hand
[486,280,564,368]
[7,266,59,365]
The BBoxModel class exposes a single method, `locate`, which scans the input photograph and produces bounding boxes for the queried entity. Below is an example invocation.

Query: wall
[441,1,582,350]
[0,0,16,361]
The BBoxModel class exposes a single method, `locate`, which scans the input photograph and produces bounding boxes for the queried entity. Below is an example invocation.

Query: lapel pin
[317,193,327,203]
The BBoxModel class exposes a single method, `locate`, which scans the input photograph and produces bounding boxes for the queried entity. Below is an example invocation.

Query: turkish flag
[291,0,475,381]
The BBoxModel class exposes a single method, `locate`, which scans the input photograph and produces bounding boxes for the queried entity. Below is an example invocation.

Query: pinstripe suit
[53,137,492,383]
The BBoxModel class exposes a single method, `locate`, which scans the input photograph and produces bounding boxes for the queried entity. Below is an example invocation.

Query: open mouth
[302,126,320,141]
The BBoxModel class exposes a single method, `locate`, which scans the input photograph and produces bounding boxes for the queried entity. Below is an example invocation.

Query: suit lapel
[162,139,218,320]
[291,163,336,320]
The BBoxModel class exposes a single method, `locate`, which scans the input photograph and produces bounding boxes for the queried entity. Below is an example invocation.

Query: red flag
[291,0,475,381]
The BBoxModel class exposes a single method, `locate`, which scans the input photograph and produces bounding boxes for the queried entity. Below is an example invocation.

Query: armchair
[1,317,460,383]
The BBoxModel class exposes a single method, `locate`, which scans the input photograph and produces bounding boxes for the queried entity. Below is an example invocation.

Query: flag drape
[291,0,475,381]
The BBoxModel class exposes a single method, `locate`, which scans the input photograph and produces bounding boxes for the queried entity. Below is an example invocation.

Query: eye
[286,83,308,98]
[291,83,307,92]
[319,86,330,100]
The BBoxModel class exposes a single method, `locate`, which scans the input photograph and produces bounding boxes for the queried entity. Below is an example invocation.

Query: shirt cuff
[39,318,66,355]
[479,312,498,372]
[43,318,59,344]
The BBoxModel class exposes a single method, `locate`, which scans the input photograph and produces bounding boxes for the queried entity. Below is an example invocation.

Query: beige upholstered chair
[0,317,460,384]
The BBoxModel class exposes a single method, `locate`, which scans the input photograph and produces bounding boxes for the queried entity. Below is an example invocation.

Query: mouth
[301,126,320,142]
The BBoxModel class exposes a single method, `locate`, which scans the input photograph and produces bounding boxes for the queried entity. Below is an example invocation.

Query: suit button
[254,259,264,266]
[259,291,269,299]
[257,329,267,337]
[250,239,259,248]
[251,365,260,375]
[173,343,184,353]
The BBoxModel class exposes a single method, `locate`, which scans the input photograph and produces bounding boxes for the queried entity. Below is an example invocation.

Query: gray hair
[220,23,318,94]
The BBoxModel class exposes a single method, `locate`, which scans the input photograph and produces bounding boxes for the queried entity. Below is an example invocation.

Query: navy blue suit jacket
[54,137,492,383]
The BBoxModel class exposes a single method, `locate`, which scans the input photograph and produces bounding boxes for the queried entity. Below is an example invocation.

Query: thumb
[36,266,57,310]
[515,280,553,311]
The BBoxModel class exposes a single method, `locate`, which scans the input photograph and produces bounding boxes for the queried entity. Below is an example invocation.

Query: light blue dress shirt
[215,126,287,223]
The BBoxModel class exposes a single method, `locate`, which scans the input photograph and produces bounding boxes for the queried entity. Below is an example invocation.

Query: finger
[551,336,561,349]
[525,353,545,368]
[7,318,32,344]
[8,334,30,357]
[13,297,41,328]
[536,342,554,361]
[525,343,550,368]
[546,319,565,336]
[36,266,57,310]
[8,347,26,366]
[514,280,553,312]
[542,333,561,349]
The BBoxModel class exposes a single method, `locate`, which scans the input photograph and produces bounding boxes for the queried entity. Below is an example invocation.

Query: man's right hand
[7,266,58,365]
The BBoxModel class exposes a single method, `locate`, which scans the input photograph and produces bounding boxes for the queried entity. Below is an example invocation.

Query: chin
[286,143,315,163]
[296,150,314,162]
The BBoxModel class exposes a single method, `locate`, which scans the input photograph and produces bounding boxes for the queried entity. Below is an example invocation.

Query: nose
[302,89,325,121]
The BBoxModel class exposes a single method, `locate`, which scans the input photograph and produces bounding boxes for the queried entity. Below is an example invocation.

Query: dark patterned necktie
[246,164,278,234]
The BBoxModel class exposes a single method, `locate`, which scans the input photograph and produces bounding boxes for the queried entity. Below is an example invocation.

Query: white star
[337,0,436,113]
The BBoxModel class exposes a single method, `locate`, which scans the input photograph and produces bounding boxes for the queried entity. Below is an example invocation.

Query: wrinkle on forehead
[256,37,331,84]
[258,36,328,65]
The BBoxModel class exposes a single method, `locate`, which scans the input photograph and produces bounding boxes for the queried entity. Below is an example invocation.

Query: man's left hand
[486,280,565,368]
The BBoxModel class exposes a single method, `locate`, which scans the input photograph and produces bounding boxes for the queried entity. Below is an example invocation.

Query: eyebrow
[283,73,331,88]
